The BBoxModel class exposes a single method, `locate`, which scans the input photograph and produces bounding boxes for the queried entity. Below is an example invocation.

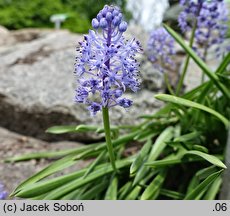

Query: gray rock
[164,3,182,22]
[140,58,165,91]
[10,28,53,43]
[0,127,87,198]
[0,25,13,46]
[0,29,163,142]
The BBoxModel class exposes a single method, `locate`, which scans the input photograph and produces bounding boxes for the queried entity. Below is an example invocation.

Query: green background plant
[0,0,129,33]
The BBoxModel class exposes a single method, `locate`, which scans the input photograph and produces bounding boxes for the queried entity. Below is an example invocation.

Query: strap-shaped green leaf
[141,169,167,200]
[173,131,202,142]
[15,158,132,199]
[155,94,229,128]
[46,125,97,134]
[118,182,132,200]
[6,145,95,162]
[11,153,79,196]
[146,149,226,169]
[130,138,152,175]
[186,150,226,169]
[83,150,106,179]
[203,176,222,200]
[132,127,174,186]
[105,175,118,200]
[160,189,184,200]
[184,169,223,200]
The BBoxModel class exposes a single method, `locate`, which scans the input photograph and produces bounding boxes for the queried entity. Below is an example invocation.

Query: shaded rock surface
[0,28,163,142]
[0,127,88,198]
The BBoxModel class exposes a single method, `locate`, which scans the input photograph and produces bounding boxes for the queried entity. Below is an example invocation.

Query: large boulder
[0,29,163,142]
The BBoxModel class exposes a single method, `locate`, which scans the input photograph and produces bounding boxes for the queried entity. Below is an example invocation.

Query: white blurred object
[50,14,68,30]
[127,0,169,32]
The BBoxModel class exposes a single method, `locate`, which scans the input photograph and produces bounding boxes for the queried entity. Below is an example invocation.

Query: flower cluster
[147,27,176,73]
[75,5,142,115]
[178,0,229,60]
[0,182,8,200]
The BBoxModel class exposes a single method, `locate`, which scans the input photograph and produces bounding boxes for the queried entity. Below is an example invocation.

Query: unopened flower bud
[100,18,108,28]
[106,12,112,21]
[118,21,127,32]
[112,17,121,26]
[92,18,99,29]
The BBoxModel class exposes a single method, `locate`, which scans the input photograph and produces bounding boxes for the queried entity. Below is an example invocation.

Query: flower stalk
[176,18,198,95]
[102,107,117,172]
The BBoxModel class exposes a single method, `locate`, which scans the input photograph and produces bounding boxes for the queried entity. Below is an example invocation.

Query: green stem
[176,19,198,96]
[201,26,210,84]
[201,45,209,83]
[164,73,175,95]
[201,70,205,84]
[102,107,117,172]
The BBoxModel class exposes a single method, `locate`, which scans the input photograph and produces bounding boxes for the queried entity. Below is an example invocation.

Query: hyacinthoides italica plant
[147,27,176,74]
[75,5,142,171]
[0,182,8,200]
[147,27,176,94]
[179,0,229,59]
[177,0,229,92]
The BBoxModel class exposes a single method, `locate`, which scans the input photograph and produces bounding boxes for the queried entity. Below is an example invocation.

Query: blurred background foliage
[0,0,129,33]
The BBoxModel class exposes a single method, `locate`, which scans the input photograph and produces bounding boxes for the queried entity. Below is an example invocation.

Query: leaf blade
[184,169,223,200]
[155,94,229,128]
[185,150,227,169]
[141,169,167,200]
